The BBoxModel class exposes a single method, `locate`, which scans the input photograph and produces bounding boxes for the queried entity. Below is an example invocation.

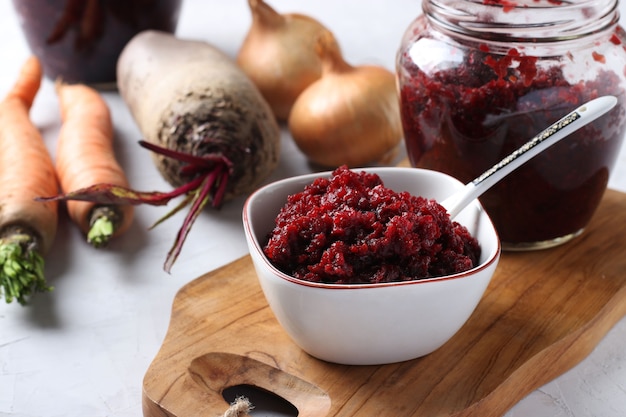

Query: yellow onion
[288,32,403,168]
[237,0,339,121]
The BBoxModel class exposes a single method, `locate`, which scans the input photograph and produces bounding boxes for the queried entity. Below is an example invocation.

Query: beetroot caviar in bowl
[242,166,501,365]
[396,0,626,250]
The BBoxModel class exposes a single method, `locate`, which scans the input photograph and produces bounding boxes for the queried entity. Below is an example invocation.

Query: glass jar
[12,0,183,87]
[397,0,626,250]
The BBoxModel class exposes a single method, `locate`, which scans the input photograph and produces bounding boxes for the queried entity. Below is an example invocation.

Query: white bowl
[242,167,501,365]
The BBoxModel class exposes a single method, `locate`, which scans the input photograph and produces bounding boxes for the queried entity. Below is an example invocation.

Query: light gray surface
[1,1,625,416]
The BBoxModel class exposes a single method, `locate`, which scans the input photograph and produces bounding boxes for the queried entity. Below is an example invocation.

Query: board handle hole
[223,384,299,416]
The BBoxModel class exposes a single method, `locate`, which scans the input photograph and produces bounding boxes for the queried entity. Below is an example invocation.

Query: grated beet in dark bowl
[263,166,481,284]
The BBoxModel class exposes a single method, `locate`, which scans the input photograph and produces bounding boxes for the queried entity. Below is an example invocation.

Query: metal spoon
[441,95,618,219]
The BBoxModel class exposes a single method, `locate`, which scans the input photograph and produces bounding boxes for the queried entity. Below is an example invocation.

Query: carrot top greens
[0,231,51,305]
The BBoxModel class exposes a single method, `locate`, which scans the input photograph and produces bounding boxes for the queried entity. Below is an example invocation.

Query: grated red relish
[398,39,626,244]
[263,166,481,284]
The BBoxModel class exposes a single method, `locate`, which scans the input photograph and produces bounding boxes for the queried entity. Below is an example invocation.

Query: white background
[1,0,626,416]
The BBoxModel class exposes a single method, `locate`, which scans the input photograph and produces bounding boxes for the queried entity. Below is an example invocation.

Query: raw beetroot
[44,31,281,272]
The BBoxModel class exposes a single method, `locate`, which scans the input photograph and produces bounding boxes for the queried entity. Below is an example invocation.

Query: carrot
[0,56,59,305]
[53,81,134,247]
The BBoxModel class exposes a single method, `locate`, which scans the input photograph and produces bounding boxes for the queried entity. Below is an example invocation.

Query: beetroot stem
[149,194,194,230]
[35,176,205,206]
[212,164,229,208]
[139,140,233,171]
[163,169,220,272]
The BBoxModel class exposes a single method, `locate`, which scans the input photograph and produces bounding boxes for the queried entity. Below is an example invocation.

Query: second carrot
[54,82,134,247]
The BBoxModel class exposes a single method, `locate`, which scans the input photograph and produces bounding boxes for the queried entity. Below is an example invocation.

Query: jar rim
[423,0,619,42]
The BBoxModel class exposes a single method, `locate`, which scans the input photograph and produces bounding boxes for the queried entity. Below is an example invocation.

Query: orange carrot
[54,81,134,247]
[0,56,59,305]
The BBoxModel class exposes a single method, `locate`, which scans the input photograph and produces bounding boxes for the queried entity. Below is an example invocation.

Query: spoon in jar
[440,95,618,219]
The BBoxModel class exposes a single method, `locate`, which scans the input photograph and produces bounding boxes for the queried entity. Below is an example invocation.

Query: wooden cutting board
[142,189,626,417]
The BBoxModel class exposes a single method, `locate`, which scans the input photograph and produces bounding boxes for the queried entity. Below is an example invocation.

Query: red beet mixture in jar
[263,166,481,284]
[397,0,626,248]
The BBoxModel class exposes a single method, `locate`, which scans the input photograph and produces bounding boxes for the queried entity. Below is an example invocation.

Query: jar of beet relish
[397,0,626,250]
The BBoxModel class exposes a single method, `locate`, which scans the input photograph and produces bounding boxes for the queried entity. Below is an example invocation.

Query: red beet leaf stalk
[37,140,233,273]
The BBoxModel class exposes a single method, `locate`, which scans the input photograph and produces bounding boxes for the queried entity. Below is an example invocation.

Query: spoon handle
[441,95,618,219]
